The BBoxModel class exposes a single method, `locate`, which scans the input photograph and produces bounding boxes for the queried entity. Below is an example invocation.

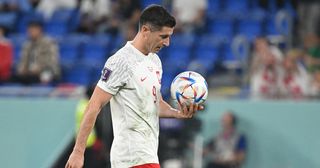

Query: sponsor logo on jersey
[147,67,153,72]
[141,76,147,82]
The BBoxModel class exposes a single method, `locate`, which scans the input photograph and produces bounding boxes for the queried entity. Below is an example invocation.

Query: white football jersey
[97,42,162,168]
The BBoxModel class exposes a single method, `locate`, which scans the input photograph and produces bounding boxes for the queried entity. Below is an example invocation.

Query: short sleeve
[97,55,131,95]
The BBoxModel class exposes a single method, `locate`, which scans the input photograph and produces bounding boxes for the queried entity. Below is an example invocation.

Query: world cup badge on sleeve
[101,67,112,81]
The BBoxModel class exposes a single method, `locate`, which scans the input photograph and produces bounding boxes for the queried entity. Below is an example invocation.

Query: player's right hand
[65,151,84,168]
[177,103,204,118]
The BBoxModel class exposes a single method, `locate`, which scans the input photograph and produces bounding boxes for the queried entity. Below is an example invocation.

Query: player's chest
[131,60,162,89]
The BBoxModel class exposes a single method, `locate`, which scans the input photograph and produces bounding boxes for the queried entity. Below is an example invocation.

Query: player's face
[146,26,174,53]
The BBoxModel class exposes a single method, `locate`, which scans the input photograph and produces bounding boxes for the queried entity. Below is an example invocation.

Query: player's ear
[141,25,151,39]
[141,25,150,33]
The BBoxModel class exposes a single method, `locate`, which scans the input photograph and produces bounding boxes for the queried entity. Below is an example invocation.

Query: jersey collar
[126,41,153,58]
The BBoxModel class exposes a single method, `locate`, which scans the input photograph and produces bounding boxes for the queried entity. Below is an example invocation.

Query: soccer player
[65,5,203,168]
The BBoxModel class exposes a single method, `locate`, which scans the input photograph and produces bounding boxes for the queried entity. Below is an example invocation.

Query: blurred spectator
[20,0,42,12]
[303,34,320,73]
[0,0,19,12]
[172,0,207,34]
[113,0,141,27]
[309,70,320,98]
[205,111,247,168]
[78,0,114,34]
[4,0,42,13]
[279,50,311,99]
[113,0,141,37]
[250,37,284,99]
[258,0,298,11]
[37,0,77,19]
[0,26,13,83]
[297,0,320,39]
[15,21,60,85]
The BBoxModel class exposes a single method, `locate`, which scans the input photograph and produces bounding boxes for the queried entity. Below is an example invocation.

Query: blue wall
[199,100,320,168]
[0,98,78,168]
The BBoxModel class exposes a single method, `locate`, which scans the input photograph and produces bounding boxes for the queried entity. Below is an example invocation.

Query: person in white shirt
[250,37,284,99]
[172,0,207,33]
[37,0,77,19]
[65,5,203,168]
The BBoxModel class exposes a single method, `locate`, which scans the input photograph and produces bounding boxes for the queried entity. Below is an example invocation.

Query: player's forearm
[73,104,101,154]
[159,106,179,118]
[159,99,179,118]
[72,86,112,155]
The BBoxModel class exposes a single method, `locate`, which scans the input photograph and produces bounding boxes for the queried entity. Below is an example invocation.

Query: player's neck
[132,34,149,56]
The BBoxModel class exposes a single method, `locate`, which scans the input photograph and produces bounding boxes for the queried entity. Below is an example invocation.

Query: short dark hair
[226,110,237,126]
[139,4,176,31]
[28,20,43,29]
[231,113,237,126]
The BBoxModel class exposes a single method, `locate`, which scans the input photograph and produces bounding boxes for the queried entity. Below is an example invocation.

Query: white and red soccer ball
[170,71,208,105]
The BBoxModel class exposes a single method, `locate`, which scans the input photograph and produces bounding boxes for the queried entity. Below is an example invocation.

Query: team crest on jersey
[101,67,112,81]
[147,67,153,72]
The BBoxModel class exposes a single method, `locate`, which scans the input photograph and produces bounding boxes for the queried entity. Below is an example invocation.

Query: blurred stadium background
[0,0,320,168]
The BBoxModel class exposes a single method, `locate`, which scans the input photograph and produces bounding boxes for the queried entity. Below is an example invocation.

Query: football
[170,71,208,105]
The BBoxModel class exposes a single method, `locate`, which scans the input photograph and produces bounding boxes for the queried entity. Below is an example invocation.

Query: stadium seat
[0,12,17,30]
[63,67,91,86]
[90,67,103,84]
[208,18,234,42]
[108,34,125,54]
[164,33,195,72]
[237,19,263,41]
[265,18,279,35]
[45,20,69,37]
[16,12,44,33]
[224,0,249,16]
[59,41,80,68]
[63,33,91,44]
[160,73,176,100]
[141,0,162,8]
[194,46,219,61]
[265,0,296,17]
[170,33,195,49]
[192,36,220,74]
[51,8,75,22]
[165,48,191,71]
[266,11,291,36]
[81,35,111,68]
[8,34,27,65]
[249,8,268,21]
[44,8,77,37]
[221,43,241,69]
[206,0,222,18]
[221,36,250,69]
[68,10,81,32]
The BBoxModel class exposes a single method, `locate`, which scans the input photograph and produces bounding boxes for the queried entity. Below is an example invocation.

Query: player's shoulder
[106,52,128,66]
[149,53,162,67]
[105,47,133,69]
[110,44,133,60]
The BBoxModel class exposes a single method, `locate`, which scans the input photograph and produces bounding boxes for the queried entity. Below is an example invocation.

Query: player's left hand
[176,103,204,119]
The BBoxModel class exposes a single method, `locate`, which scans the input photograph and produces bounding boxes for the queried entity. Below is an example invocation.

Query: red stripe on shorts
[132,163,160,168]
